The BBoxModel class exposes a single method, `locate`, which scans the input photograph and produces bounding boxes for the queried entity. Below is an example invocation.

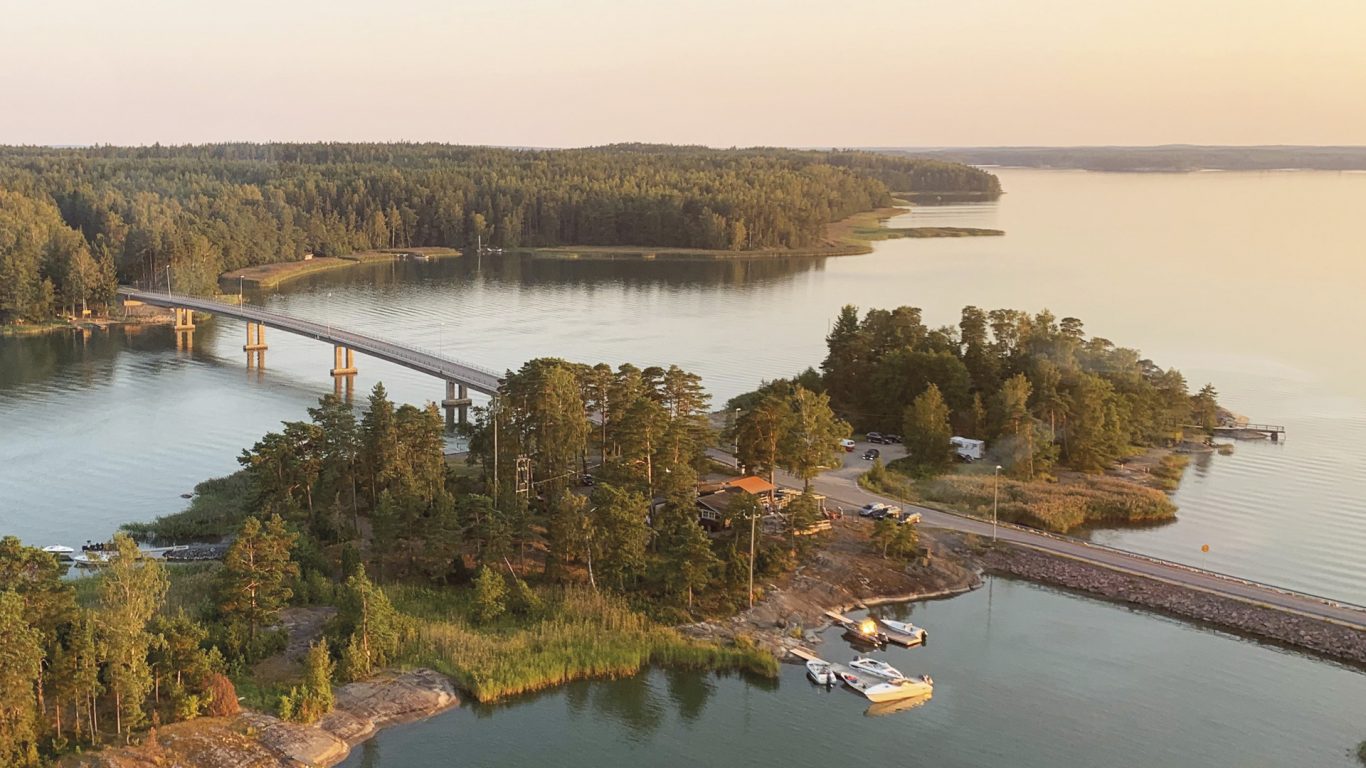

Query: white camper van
[950,436,985,462]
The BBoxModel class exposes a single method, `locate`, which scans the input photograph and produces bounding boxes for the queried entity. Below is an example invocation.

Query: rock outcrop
[62,668,459,768]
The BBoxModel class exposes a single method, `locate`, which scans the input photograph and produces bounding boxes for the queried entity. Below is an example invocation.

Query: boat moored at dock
[839,671,934,703]
[806,659,836,686]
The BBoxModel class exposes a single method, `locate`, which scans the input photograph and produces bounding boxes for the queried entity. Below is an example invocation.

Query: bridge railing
[120,289,505,386]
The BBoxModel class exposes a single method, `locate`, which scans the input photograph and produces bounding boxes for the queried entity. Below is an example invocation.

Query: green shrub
[471,566,508,625]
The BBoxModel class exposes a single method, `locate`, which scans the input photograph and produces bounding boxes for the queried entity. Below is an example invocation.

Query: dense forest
[736,305,1218,478]
[0,144,1000,323]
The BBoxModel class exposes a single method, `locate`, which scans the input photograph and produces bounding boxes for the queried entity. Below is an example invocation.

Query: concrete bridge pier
[244,322,268,368]
[330,345,358,377]
[173,307,195,351]
[331,345,357,402]
[442,381,472,427]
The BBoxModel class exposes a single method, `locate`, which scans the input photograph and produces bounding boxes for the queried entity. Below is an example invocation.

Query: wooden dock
[824,609,926,647]
[1188,422,1286,441]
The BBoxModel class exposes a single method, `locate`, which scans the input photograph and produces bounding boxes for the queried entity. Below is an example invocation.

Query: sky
[2,0,1364,148]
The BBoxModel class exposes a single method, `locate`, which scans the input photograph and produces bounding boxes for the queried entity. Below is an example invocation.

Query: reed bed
[919,474,1176,532]
[387,584,776,702]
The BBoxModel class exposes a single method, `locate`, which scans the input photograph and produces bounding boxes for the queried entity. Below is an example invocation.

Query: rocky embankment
[681,526,983,658]
[63,669,458,768]
[984,545,1366,667]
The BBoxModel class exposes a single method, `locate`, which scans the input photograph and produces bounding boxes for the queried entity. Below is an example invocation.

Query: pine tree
[218,514,299,660]
[337,567,401,681]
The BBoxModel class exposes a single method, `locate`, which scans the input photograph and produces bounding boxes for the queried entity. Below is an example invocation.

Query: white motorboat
[876,618,928,645]
[42,545,75,561]
[806,659,836,686]
[840,671,934,703]
[71,551,114,567]
[849,656,905,681]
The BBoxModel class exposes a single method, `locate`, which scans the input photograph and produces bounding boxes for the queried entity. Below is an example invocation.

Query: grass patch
[1148,453,1190,491]
[122,472,253,542]
[920,474,1175,532]
[865,462,1176,533]
[1358,740,1366,766]
[387,583,777,702]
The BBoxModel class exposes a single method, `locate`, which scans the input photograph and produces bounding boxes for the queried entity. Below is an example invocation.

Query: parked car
[839,438,857,452]
[862,448,880,460]
[858,502,888,518]
[866,432,886,444]
[884,434,903,444]
[872,504,902,521]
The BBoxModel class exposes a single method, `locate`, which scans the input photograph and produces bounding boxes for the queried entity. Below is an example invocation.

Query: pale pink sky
[2,0,1364,147]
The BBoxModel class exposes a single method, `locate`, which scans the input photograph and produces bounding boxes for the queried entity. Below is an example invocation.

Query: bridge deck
[119,288,503,395]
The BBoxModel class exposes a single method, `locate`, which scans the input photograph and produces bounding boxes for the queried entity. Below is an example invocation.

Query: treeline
[749,305,1217,477]
[0,144,1001,321]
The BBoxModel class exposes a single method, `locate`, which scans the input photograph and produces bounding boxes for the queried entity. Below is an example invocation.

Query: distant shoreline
[513,204,1003,263]
[218,247,462,291]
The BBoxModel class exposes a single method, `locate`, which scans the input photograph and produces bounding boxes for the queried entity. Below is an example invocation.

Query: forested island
[731,305,1220,532]
[0,144,999,324]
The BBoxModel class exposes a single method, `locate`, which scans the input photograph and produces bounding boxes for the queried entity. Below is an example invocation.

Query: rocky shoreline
[983,545,1366,667]
[63,669,458,768]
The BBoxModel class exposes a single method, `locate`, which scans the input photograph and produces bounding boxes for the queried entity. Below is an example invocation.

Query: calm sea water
[337,580,1366,768]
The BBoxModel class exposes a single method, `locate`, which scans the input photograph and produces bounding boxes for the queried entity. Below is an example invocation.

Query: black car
[866,432,886,444]
[862,448,880,460]
[884,434,903,444]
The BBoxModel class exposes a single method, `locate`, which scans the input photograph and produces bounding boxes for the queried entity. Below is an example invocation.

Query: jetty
[824,609,926,647]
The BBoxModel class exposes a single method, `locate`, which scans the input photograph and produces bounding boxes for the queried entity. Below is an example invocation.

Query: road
[709,441,1366,631]
[119,288,503,395]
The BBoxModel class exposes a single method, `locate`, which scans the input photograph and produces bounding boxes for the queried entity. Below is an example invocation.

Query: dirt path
[252,606,337,683]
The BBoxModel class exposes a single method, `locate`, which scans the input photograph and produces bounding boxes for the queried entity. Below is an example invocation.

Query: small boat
[840,671,934,703]
[876,618,928,646]
[850,656,905,681]
[71,551,115,567]
[806,659,836,686]
[42,545,75,561]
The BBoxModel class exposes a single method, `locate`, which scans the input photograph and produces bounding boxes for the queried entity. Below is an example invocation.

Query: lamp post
[993,465,1003,542]
[733,407,742,460]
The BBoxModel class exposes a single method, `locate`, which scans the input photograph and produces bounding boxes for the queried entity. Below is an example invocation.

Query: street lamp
[733,407,742,459]
[993,465,1003,542]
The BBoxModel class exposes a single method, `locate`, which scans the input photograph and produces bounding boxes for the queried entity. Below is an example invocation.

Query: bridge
[118,287,503,425]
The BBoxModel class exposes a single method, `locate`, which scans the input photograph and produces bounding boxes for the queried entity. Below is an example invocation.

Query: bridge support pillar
[244,322,268,368]
[330,345,358,377]
[442,381,472,427]
[173,307,195,351]
[172,307,196,331]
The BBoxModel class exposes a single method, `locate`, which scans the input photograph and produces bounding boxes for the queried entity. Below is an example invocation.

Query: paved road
[119,288,503,394]
[711,442,1366,631]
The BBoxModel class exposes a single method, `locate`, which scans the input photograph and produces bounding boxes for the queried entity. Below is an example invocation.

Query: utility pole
[993,464,1003,542]
[165,264,171,296]
[748,508,757,609]
[492,396,499,507]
